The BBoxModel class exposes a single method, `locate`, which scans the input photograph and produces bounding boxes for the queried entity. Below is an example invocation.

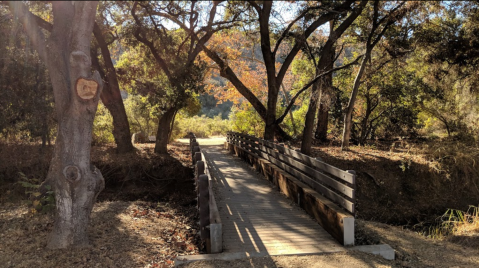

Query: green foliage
[124,94,159,136]
[229,104,264,137]
[171,113,231,139]
[182,95,202,117]
[0,7,55,144]
[411,2,479,140]
[17,172,55,214]
[279,99,309,138]
[92,103,115,145]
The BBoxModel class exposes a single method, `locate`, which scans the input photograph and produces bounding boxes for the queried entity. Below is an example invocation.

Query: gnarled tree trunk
[155,107,177,154]
[10,1,104,249]
[93,23,134,154]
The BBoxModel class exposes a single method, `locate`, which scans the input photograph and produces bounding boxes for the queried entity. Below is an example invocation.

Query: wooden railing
[226,132,356,213]
[189,133,222,254]
[226,131,355,245]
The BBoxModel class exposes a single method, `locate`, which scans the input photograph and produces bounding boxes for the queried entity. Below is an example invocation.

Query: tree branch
[276,54,363,124]
[131,1,173,80]
[272,6,314,56]
[276,0,355,88]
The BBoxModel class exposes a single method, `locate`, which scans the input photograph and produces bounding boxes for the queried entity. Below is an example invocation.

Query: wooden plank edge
[209,182,222,253]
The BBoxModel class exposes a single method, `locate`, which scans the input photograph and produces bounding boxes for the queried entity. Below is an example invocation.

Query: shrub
[171,114,232,139]
[92,103,115,145]
[229,106,264,137]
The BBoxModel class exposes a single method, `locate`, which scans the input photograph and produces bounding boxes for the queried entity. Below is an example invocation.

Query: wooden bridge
[183,133,355,256]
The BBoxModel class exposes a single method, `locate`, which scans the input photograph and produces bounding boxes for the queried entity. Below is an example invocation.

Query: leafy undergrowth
[0,142,201,268]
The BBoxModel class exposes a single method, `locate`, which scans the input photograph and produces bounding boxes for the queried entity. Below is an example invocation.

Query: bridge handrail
[226,131,356,214]
[189,133,222,254]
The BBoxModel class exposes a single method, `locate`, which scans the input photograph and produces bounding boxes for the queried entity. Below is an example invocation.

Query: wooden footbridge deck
[180,135,355,256]
[202,144,344,255]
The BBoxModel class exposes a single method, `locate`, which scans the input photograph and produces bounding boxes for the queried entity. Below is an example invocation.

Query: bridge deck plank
[202,145,345,255]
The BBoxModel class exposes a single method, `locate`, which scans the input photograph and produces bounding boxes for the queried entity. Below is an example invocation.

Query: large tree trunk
[301,39,336,155]
[93,23,134,154]
[315,102,330,141]
[342,51,370,150]
[301,81,321,155]
[99,85,134,153]
[11,1,104,249]
[155,107,177,154]
[300,7,365,154]
[314,51,334,141]
[264,90,278,141]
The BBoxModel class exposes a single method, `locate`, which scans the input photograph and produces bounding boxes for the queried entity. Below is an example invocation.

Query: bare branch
[272,7,315,56]
[276,54,363,124]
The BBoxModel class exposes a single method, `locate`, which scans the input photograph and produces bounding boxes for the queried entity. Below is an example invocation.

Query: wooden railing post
[198,174,210,240]
[193,151,201,165]
[196,160,205,194]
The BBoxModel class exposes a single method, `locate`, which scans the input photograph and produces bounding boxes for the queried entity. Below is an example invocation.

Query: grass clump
[426,206,479,241]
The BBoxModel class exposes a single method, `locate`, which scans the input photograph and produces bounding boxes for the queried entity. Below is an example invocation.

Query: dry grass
[423,206,479,248]
[449,206,479,236]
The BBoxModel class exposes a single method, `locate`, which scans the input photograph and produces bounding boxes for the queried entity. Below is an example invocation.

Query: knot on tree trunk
[70,51,90,69]
[63,165,81,182]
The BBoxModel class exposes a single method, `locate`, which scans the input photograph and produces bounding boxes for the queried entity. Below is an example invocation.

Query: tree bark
[315,102,330,141]
[10,1,104,249]
[301,81,321,155]
[314,47,335,141]
[155,107,177,154]
[342,51,371,150]
[92,23,134,154]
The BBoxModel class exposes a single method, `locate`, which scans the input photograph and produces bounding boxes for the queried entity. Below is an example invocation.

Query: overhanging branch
[276,54,363,124]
